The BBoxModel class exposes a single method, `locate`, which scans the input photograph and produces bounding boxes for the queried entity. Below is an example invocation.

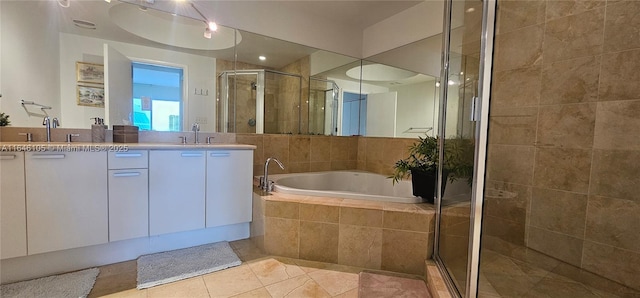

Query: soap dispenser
[91,117,107,143]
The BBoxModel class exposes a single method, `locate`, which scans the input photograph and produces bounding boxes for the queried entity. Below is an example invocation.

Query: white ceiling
[33,0,422,68]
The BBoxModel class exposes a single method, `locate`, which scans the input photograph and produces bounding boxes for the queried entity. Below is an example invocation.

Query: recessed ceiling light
[466,7,475,13]
[72,19,97,30]
[259,56,266,61]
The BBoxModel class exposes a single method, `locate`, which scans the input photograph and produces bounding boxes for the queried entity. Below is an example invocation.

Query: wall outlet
[195,117,208,124]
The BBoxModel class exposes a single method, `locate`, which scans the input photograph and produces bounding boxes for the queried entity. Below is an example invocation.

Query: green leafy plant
[0,112,10,126]
[389,135,474,185]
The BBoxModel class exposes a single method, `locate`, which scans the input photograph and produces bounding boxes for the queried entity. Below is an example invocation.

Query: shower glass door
[434,0,496,297]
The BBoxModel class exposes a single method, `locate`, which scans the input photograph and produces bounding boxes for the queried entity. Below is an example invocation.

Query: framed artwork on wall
[77,85,105,107]
[76,62,104,84]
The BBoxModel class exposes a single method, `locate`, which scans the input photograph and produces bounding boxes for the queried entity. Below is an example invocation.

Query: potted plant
[0,112,10,126]
[390,135,474,203]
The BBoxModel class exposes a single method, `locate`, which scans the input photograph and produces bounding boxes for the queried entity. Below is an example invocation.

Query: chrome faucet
[43,116,52,142]
[192,123,200,144]
[261,157,285,192]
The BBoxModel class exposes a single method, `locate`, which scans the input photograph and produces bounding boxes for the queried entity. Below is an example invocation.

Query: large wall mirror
[1,0,443,139]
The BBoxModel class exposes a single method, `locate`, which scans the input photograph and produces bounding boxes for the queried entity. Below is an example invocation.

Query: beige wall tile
[486,145,535,185]
[582,241,640,290]
[339,207,383,227]
[603,1,640,53]
[586,196,640,253]
[536,103,596,148]
[483,215,526,245]
[493,25,544,71]
[381,229,429,275]
[484,182,530,225]
[533,147,591,193]
[527,227,583,267]
[310,136,331,162]
[337,225,382,269]
[491,66,541,107]
[287,162,310,173]
[263,134,289,174]
[264,217,299,258]
[590,150,640,202]
[543,8,605,63]
[265,201,299,219]
[237,134,264,166]
[599,49,640,102]
[299,221,339,263]
[541,56,600,105]
[594,100,640,150]
[530,188,587,238]
[546,0,606,20]
[382,210,434,233]
[310,162,331,172]
[488,107,538,145]
[289,136,310,163]
[497,0,546,34]
[299,203,339,223]
[330,137,351,161]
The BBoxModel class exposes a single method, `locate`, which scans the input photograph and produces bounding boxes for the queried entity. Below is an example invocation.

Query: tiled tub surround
[484,0,640,292]
[251,190,435,276]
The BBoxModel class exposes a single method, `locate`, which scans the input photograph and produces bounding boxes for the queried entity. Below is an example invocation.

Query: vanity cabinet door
[206,150,253,228]
[1,152,27,259]
[25,152,108,255]
[149,151,205,236]
[108,169,149,242]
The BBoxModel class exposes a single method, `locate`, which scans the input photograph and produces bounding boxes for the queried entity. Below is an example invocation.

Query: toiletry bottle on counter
[91,117,107,143]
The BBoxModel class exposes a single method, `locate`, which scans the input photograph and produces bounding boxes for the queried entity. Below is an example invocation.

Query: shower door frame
[432,0,497,297]
[217,70,266,134]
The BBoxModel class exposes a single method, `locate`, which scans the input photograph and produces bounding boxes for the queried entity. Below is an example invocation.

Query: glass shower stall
[217,69,302,134]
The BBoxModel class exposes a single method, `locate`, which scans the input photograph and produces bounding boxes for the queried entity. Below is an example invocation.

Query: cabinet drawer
[108,150,148,169]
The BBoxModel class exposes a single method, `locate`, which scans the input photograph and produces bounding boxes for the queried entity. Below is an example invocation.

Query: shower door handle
[470,96,480,122]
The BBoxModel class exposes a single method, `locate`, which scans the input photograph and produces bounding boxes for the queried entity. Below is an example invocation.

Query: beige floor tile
[248,258,306,286]
[307,269,359,296]
[333,288,358,298]
[265,275,331,298]
[146,277,209,298]
[202,264,264,297]
[99,288,148,298]
[230,287,273,298]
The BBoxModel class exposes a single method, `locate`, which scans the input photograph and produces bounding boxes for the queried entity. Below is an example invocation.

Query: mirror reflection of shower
[216,69,302,134]
[309,78,340,135]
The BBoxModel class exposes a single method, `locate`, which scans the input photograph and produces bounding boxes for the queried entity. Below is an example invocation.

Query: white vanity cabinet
[149,150,206,236]
[25,151,108,255]
[206,150,253,228]
[1,152,27,259]
[108,151,149,242]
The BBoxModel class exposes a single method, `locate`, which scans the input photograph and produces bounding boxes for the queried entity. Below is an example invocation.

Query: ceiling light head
[104,0,111,3]
[204,28,212,39]
[208,21,217,31]
[259,56,266,61]
[58,0,70,8]
[435,81,441,87]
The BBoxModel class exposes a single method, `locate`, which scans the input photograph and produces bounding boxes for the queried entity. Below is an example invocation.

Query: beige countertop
[0,142,256,152]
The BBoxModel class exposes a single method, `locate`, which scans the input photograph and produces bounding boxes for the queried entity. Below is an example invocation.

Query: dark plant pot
[411,169,447,204]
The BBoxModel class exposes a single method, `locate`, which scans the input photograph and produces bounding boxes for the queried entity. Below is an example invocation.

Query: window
[132,62,183,131]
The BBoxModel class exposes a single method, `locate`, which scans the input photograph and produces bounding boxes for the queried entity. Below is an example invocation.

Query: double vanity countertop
[0,142,257,152]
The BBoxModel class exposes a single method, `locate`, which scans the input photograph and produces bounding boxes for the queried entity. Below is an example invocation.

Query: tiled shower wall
[485,0,640,290]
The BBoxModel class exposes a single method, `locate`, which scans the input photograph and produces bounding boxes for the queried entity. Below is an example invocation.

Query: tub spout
[261,157,285,192]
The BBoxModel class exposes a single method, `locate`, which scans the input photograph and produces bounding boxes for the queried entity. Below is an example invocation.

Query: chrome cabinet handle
[114,152,143,158]
[0,154,16,160]
[181,152,203,157]
[32,154,65,159]
[112,172,141,177]
[209,152,230,157]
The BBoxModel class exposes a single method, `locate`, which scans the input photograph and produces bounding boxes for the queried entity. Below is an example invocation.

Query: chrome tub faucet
[260,157,285,192]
